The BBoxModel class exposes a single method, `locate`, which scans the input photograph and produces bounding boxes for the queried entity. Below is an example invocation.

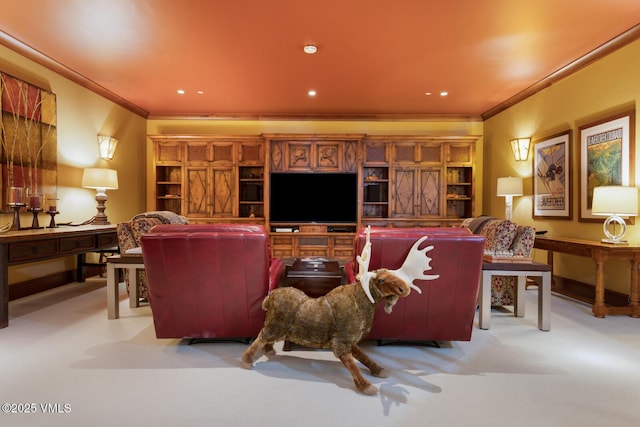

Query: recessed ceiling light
[197,90,204,95]
[308,89,317,97]
[177,89,185,95]
[440,91,448,97]
[303,45,318,54]
[425,92,432,96]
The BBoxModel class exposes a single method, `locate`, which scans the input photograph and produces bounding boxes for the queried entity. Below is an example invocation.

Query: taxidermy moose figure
[241,227,440,395]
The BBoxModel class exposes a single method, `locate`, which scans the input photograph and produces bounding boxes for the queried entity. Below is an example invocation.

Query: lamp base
[601,238,629,245]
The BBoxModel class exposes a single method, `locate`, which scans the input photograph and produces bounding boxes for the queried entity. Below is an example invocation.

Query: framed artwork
[533,131,571,219]
[0,71,57,211]
[579,111,635,222]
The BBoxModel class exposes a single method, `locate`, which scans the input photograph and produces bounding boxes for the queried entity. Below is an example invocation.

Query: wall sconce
[591,186,638,244]
[98,135,118,160]
[497,176,523,221]
[81,168,119,225]
[510,138,531,161]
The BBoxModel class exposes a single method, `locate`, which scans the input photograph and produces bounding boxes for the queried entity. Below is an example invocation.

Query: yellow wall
[483,39,640,294]
[0,44,147,284]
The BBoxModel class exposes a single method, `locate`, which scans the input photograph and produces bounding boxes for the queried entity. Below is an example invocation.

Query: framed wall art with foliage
[0,72,57,212]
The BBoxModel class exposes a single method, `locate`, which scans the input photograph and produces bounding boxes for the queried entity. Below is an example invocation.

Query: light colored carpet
[1,278,639,427]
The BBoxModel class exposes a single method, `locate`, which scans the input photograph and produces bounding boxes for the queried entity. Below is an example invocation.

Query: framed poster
[579,111,635,222]
[533,131,571,219]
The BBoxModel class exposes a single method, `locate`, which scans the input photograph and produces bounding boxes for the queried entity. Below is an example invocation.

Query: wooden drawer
[273,248,294,258]
[298,236,329,246]
[9,240,58,263]
[271,235,294,246]
[299,225,327,233]
[333,249,354,258]
[97,232,119,248]
[298,248,329,257]
[60,235,96,254]
[333,236,354,248]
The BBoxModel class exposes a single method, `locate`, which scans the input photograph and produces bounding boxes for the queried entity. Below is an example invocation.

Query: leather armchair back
[346,227,485,342]
[140,224,284,339]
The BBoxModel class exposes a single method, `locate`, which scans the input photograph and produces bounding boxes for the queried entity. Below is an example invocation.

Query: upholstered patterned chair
[116,211,188,301]
[461,216,536,306]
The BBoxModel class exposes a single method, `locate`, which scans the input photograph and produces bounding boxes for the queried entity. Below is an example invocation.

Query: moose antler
[388,236,440,294]
[357,227,440,303]
[357,226,376,303]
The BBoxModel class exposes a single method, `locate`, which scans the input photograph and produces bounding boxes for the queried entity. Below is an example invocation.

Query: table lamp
[591,185,638,244]
[497,176,523,221]
[81,168,119,225]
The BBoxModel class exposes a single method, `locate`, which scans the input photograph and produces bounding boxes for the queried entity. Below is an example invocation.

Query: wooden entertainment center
[149,133,477,260]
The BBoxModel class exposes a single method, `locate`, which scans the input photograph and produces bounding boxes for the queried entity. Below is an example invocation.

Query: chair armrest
[268,258,286,292]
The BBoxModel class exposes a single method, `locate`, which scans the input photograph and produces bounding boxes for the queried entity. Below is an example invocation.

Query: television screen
[269,172,358,223]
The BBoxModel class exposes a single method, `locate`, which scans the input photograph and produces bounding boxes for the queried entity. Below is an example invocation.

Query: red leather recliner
[140,224,285,339]
[345,227,485,342]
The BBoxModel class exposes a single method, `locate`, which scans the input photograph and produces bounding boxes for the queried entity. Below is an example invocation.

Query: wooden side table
[106,254,145,319]
[479,261,551,331]
[281,258,342,297]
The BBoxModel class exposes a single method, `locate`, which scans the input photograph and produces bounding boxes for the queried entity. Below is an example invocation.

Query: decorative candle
[8,187,25,205]
[46,195,57,212]
[29,195,41,209]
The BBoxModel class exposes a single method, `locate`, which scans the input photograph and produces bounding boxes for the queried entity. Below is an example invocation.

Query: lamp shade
[81,168,119,190]
[592,186,638,216]
[497,176,523,196]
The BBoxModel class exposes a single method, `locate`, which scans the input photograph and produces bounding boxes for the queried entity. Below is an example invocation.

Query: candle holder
[9,203,25,230]
[28,207,43,229]
[46,209,60,228]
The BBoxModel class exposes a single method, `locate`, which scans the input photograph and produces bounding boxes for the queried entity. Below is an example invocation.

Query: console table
[533,235,640,318]
[0,224,118,328]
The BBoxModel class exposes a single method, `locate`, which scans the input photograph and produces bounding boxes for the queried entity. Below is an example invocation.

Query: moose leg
[263,342,276,355]
[241,331,266,369]
[351,344,389,378]
[338,351,378,395]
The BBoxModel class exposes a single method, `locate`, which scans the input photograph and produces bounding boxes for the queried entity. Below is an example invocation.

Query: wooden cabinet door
[418,142,443,165]
[445,142,474,165]
[363,141,388,165]
[391,167,417,217]
[185,166,210,217]
[417,168,442,217]
[392,167,442,218]
[185,142,211,164]
[239,142,264,165]
[211,167,234,216]
[155,141,182,164]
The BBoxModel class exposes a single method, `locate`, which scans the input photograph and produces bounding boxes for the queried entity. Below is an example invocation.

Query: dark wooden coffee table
[282,258,342,298]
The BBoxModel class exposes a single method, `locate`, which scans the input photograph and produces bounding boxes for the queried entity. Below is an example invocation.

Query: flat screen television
[269,172,358,223]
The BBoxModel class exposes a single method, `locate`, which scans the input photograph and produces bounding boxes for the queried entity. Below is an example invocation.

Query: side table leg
[539,271,551,331]
[107,263,119,319]
[479,270,491,329]
[515,275,526,318]
[128,267,139,308]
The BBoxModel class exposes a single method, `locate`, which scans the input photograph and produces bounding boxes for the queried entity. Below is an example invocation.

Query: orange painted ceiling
[1,0,639,119]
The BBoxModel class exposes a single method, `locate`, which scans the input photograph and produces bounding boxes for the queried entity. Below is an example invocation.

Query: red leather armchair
[345,227,485,342]
[140,224,285,340]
